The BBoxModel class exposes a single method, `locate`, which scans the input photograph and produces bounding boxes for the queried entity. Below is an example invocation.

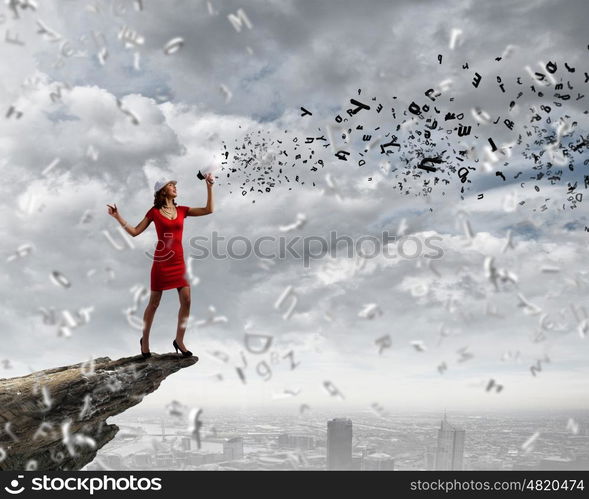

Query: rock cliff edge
[0,354,198,471]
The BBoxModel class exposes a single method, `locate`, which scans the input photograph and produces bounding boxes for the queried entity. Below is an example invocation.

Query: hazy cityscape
[85,409,589,471]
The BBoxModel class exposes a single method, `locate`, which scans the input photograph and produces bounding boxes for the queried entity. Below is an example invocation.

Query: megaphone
[197,164,216,182]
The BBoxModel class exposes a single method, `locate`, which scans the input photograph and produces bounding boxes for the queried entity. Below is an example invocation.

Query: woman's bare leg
[175,286,191,350]
[142,290,162,351]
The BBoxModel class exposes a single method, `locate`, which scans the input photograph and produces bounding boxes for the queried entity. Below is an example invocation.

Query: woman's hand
[106,203,119,218]
[205,173,215,185]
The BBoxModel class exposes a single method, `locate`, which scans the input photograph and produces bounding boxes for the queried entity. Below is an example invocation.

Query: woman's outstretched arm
[107,204,151,237]
[187,173,214,216]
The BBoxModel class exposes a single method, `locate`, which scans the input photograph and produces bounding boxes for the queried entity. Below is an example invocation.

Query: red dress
[145,205,190,291]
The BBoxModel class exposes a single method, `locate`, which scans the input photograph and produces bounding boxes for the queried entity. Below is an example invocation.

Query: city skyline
[87,408,589,471]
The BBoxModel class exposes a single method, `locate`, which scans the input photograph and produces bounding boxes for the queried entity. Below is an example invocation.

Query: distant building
[223,437,244,461]
[327,418,353,470]
[202,452,222,464]
[278,433,290,448]
[424,446,435,471]
[356,445,376,458]
[186,451,222,466]
[435,415,465,470]
[155,453,174,467]
[277,433,315,450]
[363,452,395,471]
[131,452,152,468]
[180,437,191,451]
[187,452,205,466]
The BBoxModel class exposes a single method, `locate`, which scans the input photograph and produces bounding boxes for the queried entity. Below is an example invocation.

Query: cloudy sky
[1,0,588,419]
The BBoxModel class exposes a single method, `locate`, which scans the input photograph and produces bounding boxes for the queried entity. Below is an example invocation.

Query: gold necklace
[160,205,176,218]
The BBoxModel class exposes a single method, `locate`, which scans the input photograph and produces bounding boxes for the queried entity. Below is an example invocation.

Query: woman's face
[164,182,177,198]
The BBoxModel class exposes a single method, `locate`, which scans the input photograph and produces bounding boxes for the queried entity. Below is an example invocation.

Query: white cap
[153,178,177,194]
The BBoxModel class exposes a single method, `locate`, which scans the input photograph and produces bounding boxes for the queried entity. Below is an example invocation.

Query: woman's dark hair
[153,187,178,209]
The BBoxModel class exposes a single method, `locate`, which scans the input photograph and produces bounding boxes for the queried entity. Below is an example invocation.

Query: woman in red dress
[107,173,214,359]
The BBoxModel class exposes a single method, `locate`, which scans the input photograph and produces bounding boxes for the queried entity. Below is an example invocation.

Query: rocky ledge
[0,354,198,471]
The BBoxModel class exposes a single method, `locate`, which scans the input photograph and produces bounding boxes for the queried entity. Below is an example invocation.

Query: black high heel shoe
[173,339,192,357]
[140,338,151,359]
